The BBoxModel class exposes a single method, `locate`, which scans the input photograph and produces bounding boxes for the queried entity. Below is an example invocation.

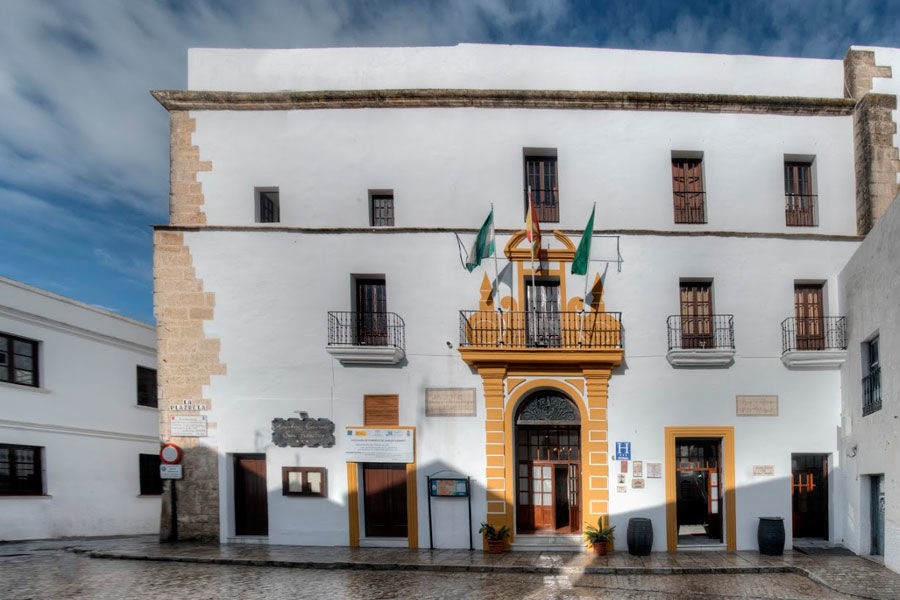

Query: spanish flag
[525,191,541,253]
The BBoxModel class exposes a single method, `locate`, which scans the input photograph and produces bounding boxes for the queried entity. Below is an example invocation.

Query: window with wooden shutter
[524,154,559,223]
[364,395,399,427]
[370,192,394,226]
[784,161,816,226]
[794,284,825,350]
[672,157,706,224]
[679,282,713,349]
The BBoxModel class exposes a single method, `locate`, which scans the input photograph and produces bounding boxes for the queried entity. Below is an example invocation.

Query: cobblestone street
[0,544,871,600]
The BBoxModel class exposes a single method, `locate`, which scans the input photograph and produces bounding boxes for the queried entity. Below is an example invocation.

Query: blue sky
[1,0,898,324]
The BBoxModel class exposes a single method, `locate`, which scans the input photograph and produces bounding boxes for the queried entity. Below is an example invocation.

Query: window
[0,444,43,495]
[784,160,816,226]
[255,188,280,223]
[863,336,881,416]
[524,151,559,223]
[370,191,394,226]
[139,454,162,495]
[671,154,706,223]
[364,395,399,427]
[679,281,713,349]
[355,277,387,345]
[136,366,157,408]
[0,332,39,387]
[282,467,327,497]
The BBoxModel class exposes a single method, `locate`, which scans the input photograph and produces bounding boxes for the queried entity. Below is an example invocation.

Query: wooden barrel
[757,517,785,555]
[626,518,653,556]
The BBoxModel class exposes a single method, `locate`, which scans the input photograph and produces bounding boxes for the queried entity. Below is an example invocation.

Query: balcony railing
[781,316,846,353]
[673,191,706,224]
[667,314,734,351]
[459,310,622,349]
[327,311,405,350]
[863,368,882,416]
[785,194,817,226]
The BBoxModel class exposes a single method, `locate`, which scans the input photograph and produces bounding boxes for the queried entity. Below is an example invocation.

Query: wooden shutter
[356,279,387,345]
[784,162,814,226]
[525,156,559,222]
[680,282,713,348]
[794,284,824,350]
[364,395,399,427]
[672,158,705,223]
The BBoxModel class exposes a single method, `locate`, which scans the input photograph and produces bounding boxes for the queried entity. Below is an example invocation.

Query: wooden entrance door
[356,278,387,345]
[794,285,825,350]
[234,454,268,536]
[515,424,581,534]
[791,454,828,538]
[363,463,408,537]
[679,282,713,349]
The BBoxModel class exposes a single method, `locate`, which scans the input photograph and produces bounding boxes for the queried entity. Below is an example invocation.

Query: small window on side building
[0,444,44,495]
[137,366,157,408]
[524,150,559,223]
[862,335,881,416]
[255,188,280,223]
[139,454,162,495]
[0,332,39,387]
[784,158,816,226]
[370,191,394,226]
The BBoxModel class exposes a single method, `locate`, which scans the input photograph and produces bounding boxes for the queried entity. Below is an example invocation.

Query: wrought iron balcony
[863,368,882,416]
[781,317,846,352]
[785,194,817,226]
[458,310,622,350]
[666,314,734,351]
[326,311,405,365]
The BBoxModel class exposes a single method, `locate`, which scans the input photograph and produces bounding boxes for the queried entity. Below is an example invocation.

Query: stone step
[511,534,586,552]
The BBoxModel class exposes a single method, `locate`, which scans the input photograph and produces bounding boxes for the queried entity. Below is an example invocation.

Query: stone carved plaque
[426,388,476,417]
[736,395,778,416]
[272,413,335,448]
[753,465,775,476]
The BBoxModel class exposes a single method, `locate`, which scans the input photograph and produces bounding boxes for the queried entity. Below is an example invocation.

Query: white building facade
[0,276,160,539]
[151,44,899,561]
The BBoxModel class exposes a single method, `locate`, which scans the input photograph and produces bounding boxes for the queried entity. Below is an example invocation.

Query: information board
[430,478,469,497]
[170,415,208,437]
[615,441,631,460]
[160,464,183,479]
[345,428,414,463]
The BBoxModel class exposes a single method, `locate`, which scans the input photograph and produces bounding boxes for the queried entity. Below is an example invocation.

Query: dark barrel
[757,517,785,555]
[626,518,653,556]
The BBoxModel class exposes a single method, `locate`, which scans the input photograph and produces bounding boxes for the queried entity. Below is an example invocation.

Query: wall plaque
[345,427,414,463]
[632,478,645,489]
[170,415,207,437]
[633,461,643,477]
[736,395,778,416]
[426,388,476,417]
[272,413,335,448]
[646,462,662,479]
[753,465,775,476]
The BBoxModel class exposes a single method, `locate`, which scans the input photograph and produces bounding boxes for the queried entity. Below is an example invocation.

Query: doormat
[793,545,855,556]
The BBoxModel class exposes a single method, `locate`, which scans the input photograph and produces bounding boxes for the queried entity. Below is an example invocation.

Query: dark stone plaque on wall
[272,413,335,448]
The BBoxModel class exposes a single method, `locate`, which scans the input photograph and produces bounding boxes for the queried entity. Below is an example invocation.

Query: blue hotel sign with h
[615,442,631,461]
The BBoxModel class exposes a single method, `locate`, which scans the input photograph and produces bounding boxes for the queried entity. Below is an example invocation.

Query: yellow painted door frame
[664,426,736,551]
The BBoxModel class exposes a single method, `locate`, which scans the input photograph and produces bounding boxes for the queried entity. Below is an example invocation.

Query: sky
[1,0,898,324]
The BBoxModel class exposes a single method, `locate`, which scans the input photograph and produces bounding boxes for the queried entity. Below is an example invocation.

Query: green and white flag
[465,209,495,272]
[571,205,595,275]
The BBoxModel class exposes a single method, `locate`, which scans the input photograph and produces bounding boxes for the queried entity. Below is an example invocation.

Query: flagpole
[491,203,504,346]
[527,186,537,312]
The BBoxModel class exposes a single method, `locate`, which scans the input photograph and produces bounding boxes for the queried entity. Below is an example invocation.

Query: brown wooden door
[785,162,815,226]
[680,282,713,348]
[234,454,268,536]
[363,463,408,537]
[567,463,580,532]
[794,285,825,350]
[530,462,555,531]
[356,279,387,345]
[792,454,828,539]
[672,158,705,223]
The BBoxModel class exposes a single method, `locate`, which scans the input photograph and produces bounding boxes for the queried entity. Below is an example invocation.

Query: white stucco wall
[839,195,900,572]
[188,44,843,98]
[192,108,856,236]
[0,277,159,540]
[184,230,857,550]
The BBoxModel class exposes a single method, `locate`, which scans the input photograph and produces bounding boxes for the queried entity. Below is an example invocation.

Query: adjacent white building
[0,276,160,540]
[150,43,898,567]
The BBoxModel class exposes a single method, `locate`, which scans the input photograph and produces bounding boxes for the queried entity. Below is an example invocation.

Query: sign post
[426,471,472,550]
[159,442,183,542]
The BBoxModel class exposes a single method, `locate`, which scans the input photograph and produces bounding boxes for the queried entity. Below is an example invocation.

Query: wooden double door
[516,425,581,534]
[791,453,828,539]
[794,285,825,350]
[363,463,408,538]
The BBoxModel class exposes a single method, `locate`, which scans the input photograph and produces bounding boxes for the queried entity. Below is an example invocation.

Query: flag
[525,192,541,252]
[465,209,495,272]
[571,205,595,275]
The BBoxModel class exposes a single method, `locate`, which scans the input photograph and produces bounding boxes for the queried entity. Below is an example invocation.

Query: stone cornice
[154,224,863,242]
[151,89,856,116]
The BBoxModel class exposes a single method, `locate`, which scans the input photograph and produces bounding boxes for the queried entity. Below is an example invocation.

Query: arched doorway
[514,390,581,534]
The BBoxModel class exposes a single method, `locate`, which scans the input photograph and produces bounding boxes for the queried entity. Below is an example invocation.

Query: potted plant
[583,520,616,555]
[479,522,510,553]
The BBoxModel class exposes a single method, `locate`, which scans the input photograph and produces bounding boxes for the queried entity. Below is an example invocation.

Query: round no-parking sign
[160,442,183,465]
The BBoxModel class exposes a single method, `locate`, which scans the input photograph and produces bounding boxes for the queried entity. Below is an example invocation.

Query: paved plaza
[1,537,898,600]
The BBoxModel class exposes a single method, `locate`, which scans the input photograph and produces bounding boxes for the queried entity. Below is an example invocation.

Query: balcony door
[356,278,387,345]
[525,279,561,347]
[680,282,713,349]
[794,284,824,350]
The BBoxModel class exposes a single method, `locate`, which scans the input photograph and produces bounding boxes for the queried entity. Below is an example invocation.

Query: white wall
[0,277,159,539]
[839,195,900,572]
[184,230,857,549]
[188,44,843,98]
[192,108,856,236]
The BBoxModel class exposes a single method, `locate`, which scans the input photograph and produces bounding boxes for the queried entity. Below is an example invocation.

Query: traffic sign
[160,442,183,465]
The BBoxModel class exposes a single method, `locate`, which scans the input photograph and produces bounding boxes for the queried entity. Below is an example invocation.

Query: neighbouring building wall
[0,277,159,540]
[839,193,900,573]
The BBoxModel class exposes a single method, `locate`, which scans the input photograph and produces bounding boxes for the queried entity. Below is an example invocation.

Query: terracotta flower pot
[486,538,506,554]
[592,541,609,556]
